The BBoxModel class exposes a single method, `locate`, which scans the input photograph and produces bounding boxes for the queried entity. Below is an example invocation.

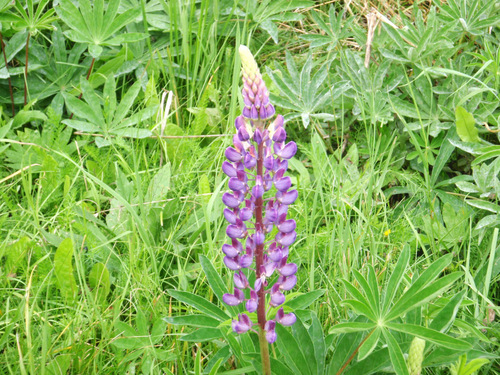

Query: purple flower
[221,45,298,343]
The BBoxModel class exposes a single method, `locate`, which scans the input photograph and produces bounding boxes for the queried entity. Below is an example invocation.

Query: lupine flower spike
[221,45,298,364]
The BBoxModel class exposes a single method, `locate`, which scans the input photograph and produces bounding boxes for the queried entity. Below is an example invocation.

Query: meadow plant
[221,45,298,374]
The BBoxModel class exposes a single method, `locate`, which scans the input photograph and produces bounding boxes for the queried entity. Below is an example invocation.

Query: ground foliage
[0,0,499,374]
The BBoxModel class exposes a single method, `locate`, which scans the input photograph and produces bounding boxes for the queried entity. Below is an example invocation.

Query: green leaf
[328,322,376,334]
[285,289,325,310]
[386,272,463,321]
[382,246,410,313]
[309,312,326,375]
[358,327,381,361]
[276,324,312,375]
[429,290,465,333]
[292,314,317,374]
[386,323,472,351]
[88,262,110,304]
[455,106,479,143]
[54,238,78,302]
[112,80,141,125]
[62,119,100,132]
[199,255,238,317]
[180,328,223,342]
[382,329,409,375]
[163,314,220,328]
[465,199,500,213]
[167,290,229,321]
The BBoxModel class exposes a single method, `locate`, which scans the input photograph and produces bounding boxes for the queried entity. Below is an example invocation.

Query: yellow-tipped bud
[407,337,426,375]
[239,45,259,81]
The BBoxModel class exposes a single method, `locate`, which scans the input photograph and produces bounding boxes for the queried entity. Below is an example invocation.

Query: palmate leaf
[56,0,145,57]
[387,323,471,351]
[166,290,229,321]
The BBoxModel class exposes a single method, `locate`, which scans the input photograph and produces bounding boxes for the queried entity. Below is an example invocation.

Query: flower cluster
[221,45,298,343]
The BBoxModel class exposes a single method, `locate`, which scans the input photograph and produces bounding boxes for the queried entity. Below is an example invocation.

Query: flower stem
[258,326,272,375]
[336,328,375,375]
[254,122,271,374]
[0,32,15,115]
[24,32,31,106]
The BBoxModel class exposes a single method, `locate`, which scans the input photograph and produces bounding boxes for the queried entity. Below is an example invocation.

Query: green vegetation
[0,0,499,373]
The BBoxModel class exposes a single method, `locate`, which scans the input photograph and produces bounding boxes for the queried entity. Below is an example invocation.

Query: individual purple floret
[221,45,298,345]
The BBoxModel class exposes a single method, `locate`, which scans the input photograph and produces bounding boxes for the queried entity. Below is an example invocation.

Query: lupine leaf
[386,272,462,321]
[429,290,465,333]
[285,289,325,310]
[352,270,377,312]
[382,328,409,375]
[358,326,381,361]
[386,323,472,350]
[292,314,317,374]
[328,328,365,374]
[180,328,223,342]
[199,255,239,317]
[382,246,410,313]
[328,322,376,334]
[342,279,373,312]
[167,290,229,321]
[309,311,326,375]
[276,324,312,375]
[163,315,220,328]
[342,299,377,322]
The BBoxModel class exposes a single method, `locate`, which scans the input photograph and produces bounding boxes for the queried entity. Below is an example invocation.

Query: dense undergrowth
[0,0,499,374]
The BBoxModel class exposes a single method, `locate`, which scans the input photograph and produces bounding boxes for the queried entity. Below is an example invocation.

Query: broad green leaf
[151,318,167,344]
[276,324,312,375]
[292,314,317,374]
[163,314,220,328]
[88,262,110,304]
[12,110,48,129]
[285,289,325,310]
[382,329,409,375]
[386,323,472,351]
[328,322,376,334]
[455,106,479,143]
[180,328,223,342]
[54,238,77,302]
[309,312,326,375]
[465,199,500,213]
[198,174,211,204]
[167,290,229,321]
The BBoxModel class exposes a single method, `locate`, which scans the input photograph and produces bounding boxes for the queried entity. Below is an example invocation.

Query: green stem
[24,32,30,106]
[258,326,271,375]
[336,328,375,375]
